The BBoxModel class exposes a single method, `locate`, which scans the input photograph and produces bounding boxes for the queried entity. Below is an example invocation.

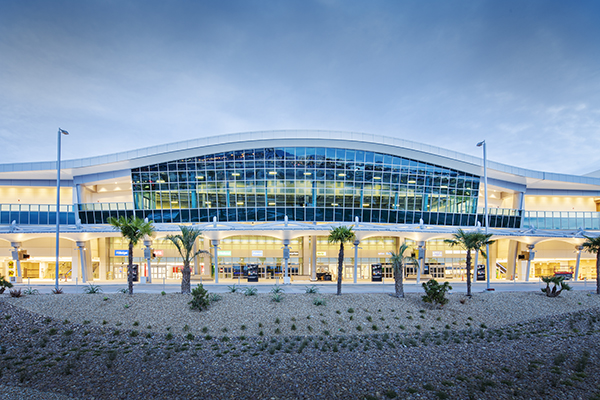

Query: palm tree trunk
[394,263,404,298]
[337,243,344,295]
[466,250,472,297]
[182,262,191,294]
[128,241,134,295]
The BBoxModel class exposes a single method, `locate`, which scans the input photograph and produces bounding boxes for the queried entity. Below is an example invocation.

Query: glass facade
[130,147,481,225]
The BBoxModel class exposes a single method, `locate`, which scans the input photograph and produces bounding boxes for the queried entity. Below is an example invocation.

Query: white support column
[525,244,535,282]
[282,239,290,284]
[353,239,360,284]
[212,239,220,283]
[143,239,153,284]
[76,241,87,283]
[574,245,583,281]
[10,242,22,283]
[192,239,199,275]
[311,235,317,281]
[417,241,425,284]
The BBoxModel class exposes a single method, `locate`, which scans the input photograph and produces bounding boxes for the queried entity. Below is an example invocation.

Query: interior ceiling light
[374,176,381,180]
[232,173,240,176]
[269,171,277,175]
[304,172,312,175]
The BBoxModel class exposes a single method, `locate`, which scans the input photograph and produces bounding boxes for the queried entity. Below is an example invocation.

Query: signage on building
[378,252,390,256]
[154,250,164,257]
[252,250,263,257]
[432,251,443,257]
[115,250,128,257]
[316,251,327,256]
[289,251,299,256]
[218,250,231,256]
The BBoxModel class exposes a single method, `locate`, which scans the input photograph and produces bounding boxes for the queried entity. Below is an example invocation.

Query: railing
[5,201,600,231]
[523,210,600,231]
[0,203,76,225]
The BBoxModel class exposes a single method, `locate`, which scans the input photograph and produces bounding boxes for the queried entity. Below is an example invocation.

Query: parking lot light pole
[477,140,492,291]
[55,128,69,293]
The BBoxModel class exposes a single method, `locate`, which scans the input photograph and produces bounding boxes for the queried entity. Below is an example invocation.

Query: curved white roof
[1,130,599,192]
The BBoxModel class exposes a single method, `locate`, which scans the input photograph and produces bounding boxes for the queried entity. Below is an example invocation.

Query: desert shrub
[271,293,284,303]
[51,287,63,294]
[23,287,39,295]
[305,285,319,294]
[541,276,571,297]
[422,279,452,307]
[83,284,102,294]
[313,297,327,306]
[0,275,13,294]
[271,285,285,294]
[189,284,210,311]
[9,288,22,298]
[244,287,258,296]
[208,293,222,302]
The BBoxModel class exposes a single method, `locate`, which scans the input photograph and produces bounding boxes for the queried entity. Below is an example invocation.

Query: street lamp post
[55,128,69,293]
[477,140,492,291]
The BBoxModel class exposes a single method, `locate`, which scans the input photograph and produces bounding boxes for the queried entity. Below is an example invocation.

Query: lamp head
[476,141,485,147]
[59,128,69,135]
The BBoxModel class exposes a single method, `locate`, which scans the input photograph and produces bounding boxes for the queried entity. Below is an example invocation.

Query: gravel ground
[1,290,600,399]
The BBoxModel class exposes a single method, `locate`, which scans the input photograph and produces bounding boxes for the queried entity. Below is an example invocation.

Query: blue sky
[1,0,599,174]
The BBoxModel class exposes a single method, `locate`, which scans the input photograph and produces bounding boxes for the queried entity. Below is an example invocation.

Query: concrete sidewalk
[7,278,598,295]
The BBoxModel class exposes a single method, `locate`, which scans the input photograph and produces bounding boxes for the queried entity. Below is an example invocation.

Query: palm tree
[582,235,600,295]
[444,229,494,297]
[107,216,155,295]
[166,225,210,294]
[389,242,417,298]
[328,226,356,296]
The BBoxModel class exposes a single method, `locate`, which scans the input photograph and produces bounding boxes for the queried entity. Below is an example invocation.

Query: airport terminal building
[1,130,599,284]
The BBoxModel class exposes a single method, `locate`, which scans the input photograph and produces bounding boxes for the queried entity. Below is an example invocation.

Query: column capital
[10,242,22,249]
[211,239,220,246]
[527,244,535,250]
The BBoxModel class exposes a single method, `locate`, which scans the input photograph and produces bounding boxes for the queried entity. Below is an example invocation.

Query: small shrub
[208,293,222,302]
[244,287,258,296]
[117,288,128,294]
[271,293,284,303]
[23,288,39,295]
[541,276,571,297]
[347,308,355,313]
[421,279,452,307]
[0,275,13,294]
[83,284,102,294]
[9,288,22,298]
[51,287,63,294]
[161,291,166,296]
[189,284,210,311]
[305,285,319,294]
[271,285,285,294]
[313,297,327,306]
[227,285,240,293]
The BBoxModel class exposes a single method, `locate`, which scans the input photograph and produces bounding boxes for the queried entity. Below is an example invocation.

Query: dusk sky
[1,0,599,174]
